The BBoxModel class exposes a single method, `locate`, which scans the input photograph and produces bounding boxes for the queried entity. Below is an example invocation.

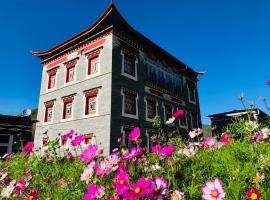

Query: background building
[33,3,203,154]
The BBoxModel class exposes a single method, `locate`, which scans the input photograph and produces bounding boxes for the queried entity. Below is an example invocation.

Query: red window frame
[62,96,74,119]
[47,69,57,89]
[44,101,54,122]
[87,51,100,75]
[84,89,99,115]
[65,60,77,83]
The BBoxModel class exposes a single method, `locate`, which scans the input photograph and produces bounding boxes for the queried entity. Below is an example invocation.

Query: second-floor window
[62,96,74,119]
[66,60,77,83]
[44,101,54,123]
[84,88,99,115]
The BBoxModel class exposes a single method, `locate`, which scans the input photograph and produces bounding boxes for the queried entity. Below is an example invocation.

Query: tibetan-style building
[33,3,203,154]
[208,109,269,134]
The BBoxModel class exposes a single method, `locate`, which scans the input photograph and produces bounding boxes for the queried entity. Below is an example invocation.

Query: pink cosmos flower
[22,142,34,155]
[267,80,270,85]
[151,144,162,154]
[128,177,153,198]
[113,170,130,195]
[96,160,110,177]
[108,153,119,168]
[148,176,167,200]
[160,144,174,159]
[81,167,94,184]
[14,178,28,196]
[221,133,232,144]
[62,129,75,140]
[23,186,39,200]
[252,132,264,143]
[122,146,143,162]
[201,177,226,200]
[67,152,73,159]
[80,145,98,163]
[170,190,184,200]
[71,135,85,146]
[96,186,105,198]
[172,109,185,119]
[84,184,97,200]
[129,127,140,142]
[203,137,217,149]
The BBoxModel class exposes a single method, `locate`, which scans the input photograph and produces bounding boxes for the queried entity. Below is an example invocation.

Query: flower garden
[1,89,270,199]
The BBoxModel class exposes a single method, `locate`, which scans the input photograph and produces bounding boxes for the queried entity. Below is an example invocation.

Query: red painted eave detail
[32,3,114,59]
[195,71,206,75]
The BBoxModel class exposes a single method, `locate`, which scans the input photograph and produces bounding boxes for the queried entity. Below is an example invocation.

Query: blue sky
[0,0,269,124]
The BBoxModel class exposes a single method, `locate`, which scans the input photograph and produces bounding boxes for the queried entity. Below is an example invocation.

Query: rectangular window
[45,107,53,122]
[48,74,56,89]
[124,55,136,76]
[44,101,54,123]
[84,134,94,145]
[84,89,99,115]
[88,57,99,75]
[124,93,136,115]
[147,100,156,119]
[164,104,172,121]
[66,66,75,83]
[63,97,74,119]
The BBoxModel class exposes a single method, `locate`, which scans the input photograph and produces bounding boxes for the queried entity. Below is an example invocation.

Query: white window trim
[179,108,188,128]
[83,89,101,119]
[85,50,102,79]
[121,50,138,81]
[121,89,139,119]
[187,84,196,104]
[162,102,173,123]
[45,68,58,92]
[144,97,158,122]
[0,134,13,153]
[43,104,54,125]
[64,61,78,86]
[61,98,75,122]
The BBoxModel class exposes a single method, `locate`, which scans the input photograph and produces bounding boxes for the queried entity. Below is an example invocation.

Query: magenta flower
[201,177,225,200]
[221,133,232,144]
[122,146,143,161]
[62,129,75,140]
[246,186,260,200]
[80,145,98,163]
[148,176,167,199]
[84,184,97,200]
[160,144,174,159]
[23,186,39,200]
[129,127,140,142]
[71,134,85,146]
[96,186,105,198]
[22,142,34,155]
[252,132,264,143]
[14,178,28,196]
[113,170,130,195]
[128,177,153,198]
[172,109,185,119]
[267,80,270,85]
[203,137,217,149]
[151,144,162,154]
[108,153,119,168]
[96,160,110,177]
